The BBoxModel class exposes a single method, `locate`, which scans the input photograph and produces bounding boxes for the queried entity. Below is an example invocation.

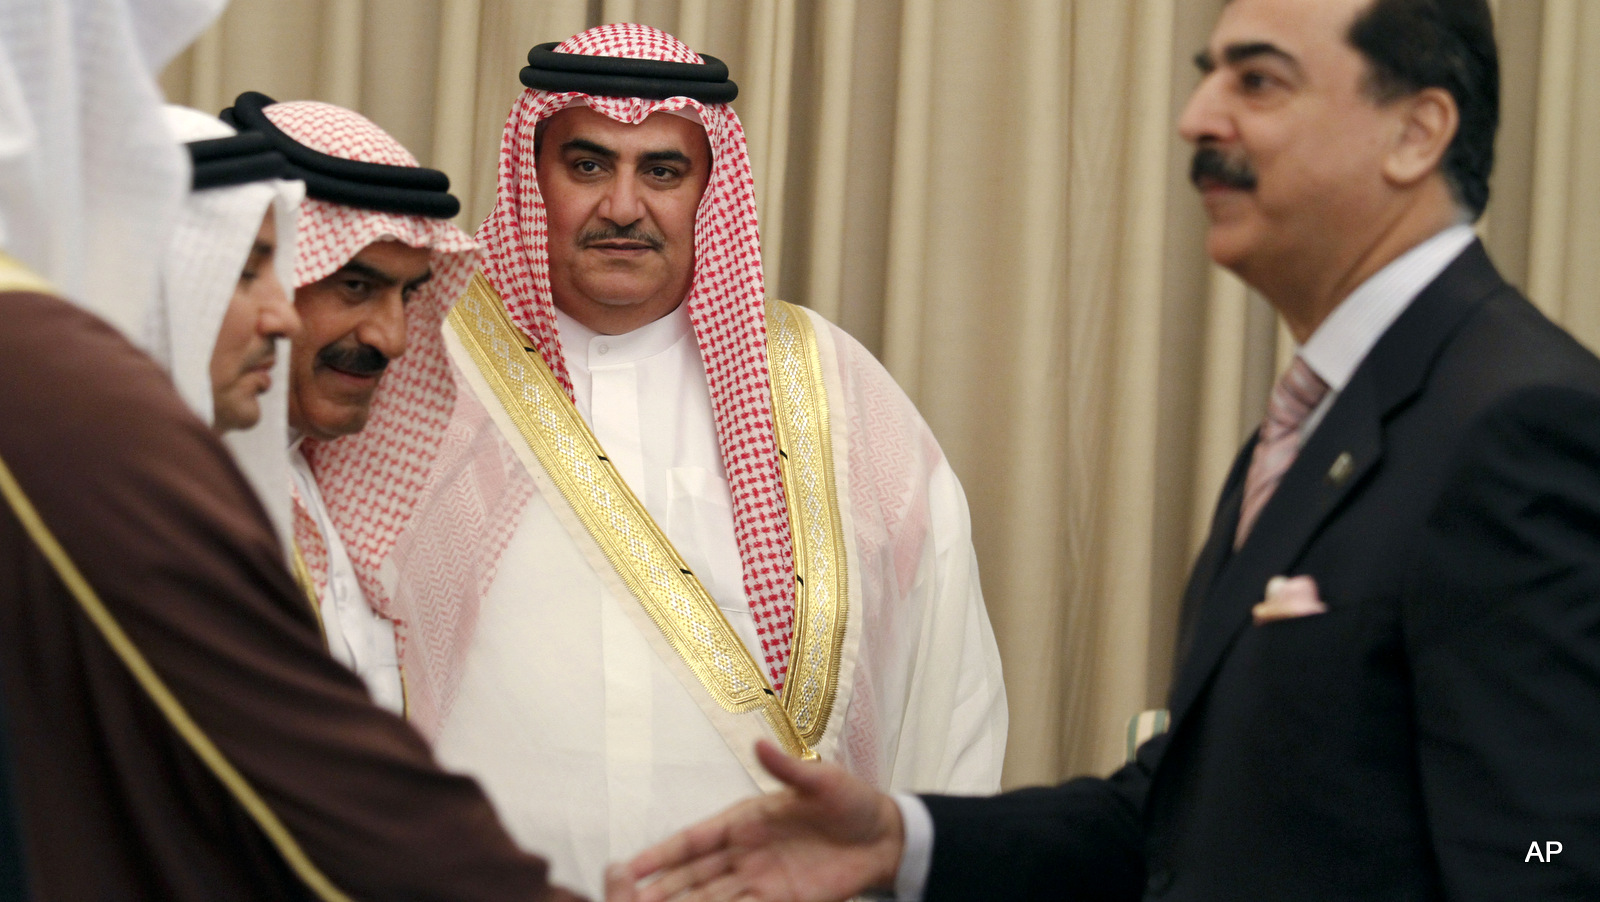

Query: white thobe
[435,302,770,891]
[554,303,761,652]
[431,299,1008,899]
[289,442,405,715]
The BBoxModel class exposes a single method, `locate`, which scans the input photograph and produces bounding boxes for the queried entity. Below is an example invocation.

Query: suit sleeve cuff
[886,791,933,901]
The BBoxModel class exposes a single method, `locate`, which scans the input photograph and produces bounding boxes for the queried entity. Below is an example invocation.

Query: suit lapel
[1174,440,1252,664]
[1168,379,1381,723]
[1164,241,1506,728]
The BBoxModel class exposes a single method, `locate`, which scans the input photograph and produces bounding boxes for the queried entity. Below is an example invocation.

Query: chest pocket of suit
[1227,604,1362,724]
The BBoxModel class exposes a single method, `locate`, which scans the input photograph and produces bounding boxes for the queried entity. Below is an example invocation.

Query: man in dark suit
[610,0,1600,899]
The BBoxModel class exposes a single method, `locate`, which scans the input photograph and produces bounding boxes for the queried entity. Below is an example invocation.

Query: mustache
[316,340,389,378]
[1190,145,1258,191]
[241,340,277,373]
[579,223,665,251]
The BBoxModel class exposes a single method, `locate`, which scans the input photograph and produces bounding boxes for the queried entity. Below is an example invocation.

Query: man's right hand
[618,740,905,902]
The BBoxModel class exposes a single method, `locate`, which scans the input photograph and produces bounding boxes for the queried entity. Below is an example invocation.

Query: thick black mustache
[1190,145,1258,191]
[317,341,389,378]
[579,223,664,251]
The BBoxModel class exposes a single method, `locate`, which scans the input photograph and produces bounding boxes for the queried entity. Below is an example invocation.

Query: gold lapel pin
[1326,451,1354,485]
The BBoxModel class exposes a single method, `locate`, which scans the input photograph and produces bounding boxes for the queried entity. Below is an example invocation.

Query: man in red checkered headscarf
[222,92,480,718]
[381,24,1005,897]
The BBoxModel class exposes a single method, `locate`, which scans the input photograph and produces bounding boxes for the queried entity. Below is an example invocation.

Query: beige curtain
[163,0,1600,788]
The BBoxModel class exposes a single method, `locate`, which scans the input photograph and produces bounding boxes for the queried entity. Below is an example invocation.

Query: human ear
[1383,87,1457,188]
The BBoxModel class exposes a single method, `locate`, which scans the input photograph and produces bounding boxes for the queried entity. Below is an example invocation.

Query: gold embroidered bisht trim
[763,298,849,748]
[289,539,327,642]
[0,251,57,295]
[447,273,849,757]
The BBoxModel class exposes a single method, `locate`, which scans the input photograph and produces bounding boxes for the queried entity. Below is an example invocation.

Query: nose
[358,287,409,361]
[258,270,302,340]
[597,172,645,227]
[1178,71,1232,146]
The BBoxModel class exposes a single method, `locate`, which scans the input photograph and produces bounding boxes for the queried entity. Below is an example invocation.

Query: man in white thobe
[304,25,1007,899]
[221,92,480,716]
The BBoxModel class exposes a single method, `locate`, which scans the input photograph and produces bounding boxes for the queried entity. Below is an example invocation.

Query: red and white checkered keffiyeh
[477,23,798,690]
[272,100,482,723]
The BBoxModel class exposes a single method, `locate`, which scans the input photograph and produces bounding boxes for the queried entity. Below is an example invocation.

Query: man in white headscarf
[151,104,304,544]
[220,91,481,716]
[0,0,216,341]
[0,3,588,899]
[321,23,1007,897]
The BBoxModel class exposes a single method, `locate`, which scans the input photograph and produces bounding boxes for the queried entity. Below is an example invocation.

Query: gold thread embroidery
[447,276,850,758]
[0,252,56,296]
[766,300,849,747]
[0,453,354,902]
[289,540,327,644]
[449,274,816,757]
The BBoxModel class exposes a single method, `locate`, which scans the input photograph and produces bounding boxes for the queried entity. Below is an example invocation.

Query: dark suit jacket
[923,242,1600,901]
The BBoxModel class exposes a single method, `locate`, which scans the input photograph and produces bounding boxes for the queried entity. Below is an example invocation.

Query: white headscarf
[0,0,226,338]
[152,104,303,548]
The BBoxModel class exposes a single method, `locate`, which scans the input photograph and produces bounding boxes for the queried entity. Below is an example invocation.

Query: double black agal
[520,43,738,103]
[186,131,287,191]
[220,91,460,219]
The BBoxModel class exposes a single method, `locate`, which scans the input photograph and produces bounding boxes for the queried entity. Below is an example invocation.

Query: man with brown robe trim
[0,1,589,898]
[0,260,596,902]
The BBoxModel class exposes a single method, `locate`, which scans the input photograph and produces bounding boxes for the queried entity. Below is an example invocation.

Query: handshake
[603,741,903,902]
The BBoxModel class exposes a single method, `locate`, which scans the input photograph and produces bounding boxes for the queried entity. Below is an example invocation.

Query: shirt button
[597,342,610,356]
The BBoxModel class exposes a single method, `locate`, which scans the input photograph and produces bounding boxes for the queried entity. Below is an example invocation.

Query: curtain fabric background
[163,0,1600,788]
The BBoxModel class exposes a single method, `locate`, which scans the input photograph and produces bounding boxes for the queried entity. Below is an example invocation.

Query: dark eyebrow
[560,137,617,159]
[249,240,274,258]
[335,259,402,287]
[1223,41,1301,74]
[640,149,693,167]
[1195,41,1301,75]
[405,269,434,290]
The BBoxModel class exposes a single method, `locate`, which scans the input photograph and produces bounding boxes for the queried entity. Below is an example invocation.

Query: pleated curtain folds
[163,0,1600,788]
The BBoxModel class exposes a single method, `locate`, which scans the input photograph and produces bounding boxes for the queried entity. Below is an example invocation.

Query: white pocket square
[1252,575,1328,625]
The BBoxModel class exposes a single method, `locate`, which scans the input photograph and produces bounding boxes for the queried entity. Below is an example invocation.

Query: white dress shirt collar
[554,300,694,371]
[1298,223,1477,394]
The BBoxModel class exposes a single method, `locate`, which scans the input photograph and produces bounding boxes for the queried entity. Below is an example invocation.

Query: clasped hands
[601,740,904,902]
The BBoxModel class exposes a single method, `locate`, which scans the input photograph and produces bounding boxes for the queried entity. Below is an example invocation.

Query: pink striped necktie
[1234,356,1330,549]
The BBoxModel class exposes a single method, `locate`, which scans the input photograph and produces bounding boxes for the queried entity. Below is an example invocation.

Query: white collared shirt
[1296,223,1477,440]
[288,440,405,715]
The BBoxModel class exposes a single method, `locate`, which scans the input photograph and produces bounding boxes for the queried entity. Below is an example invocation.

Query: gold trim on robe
[447,273,849,758]
[765,299,849,747]
[0,251,57,296]
[288,539,327,642]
